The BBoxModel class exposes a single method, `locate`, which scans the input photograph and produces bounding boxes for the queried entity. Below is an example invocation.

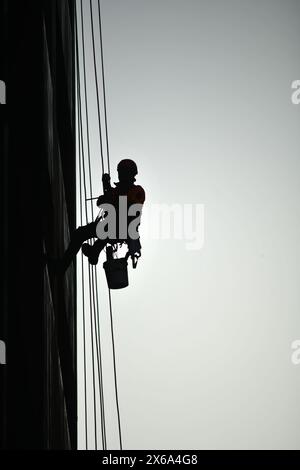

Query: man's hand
[102,173,110,183]
[97,174,112,206]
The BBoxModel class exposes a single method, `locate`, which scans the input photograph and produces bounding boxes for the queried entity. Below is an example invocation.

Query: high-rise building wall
[0,0,77,449]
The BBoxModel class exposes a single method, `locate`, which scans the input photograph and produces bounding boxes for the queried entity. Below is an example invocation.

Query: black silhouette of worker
[49,159,145,273]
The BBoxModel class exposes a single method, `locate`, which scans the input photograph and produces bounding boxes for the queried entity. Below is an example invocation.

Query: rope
[96,0,123,450]
[97,0,111,175]
[108,289,123,449]
[76,0,123,451]
[93,265,107,450]
[84,0,107,448]
[76,49,88,450]
[88,10,112,445]
[77,1,98,448]
[75,3,89,449]
[89,0,105,173]
[76,0,107,449]
[80,0,94,222]
[81,0,108,449]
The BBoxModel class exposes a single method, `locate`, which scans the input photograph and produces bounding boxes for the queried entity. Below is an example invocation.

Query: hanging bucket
[103,257,129,289]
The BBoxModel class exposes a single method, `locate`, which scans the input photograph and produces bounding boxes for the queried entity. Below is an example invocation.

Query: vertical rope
[80,0,108,449]
[96,0,123,450]
[89,0,105,173]
[108,290,123,450]
[89,0,109,447]
[75,1,89,449]
[93,267,107,450]
[76,0,123,451]
[91,264,107,449]
[80,0,94,222]
[76,39,88,449]
[97,0,111,175]
[77,0,101,450]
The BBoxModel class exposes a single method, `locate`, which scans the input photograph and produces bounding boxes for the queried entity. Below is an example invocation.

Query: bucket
[103,257,129,289]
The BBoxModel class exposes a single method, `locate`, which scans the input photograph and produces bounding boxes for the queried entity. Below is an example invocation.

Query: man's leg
[61,222,97,270]
[82,238,107,265]
[47,222,96,274]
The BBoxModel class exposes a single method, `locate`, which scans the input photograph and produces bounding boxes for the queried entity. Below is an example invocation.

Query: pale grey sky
[77,0,300,450]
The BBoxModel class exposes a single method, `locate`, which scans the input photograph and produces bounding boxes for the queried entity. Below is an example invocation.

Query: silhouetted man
[48,159,145,273]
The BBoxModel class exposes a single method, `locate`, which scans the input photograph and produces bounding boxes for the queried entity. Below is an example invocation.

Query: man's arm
[102,173,111,193]
[96,173,112,206]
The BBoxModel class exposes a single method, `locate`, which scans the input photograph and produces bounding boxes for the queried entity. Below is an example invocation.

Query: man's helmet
[117,159,138,178]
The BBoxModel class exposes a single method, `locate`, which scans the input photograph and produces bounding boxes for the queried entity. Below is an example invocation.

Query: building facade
[0,0,77,449]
